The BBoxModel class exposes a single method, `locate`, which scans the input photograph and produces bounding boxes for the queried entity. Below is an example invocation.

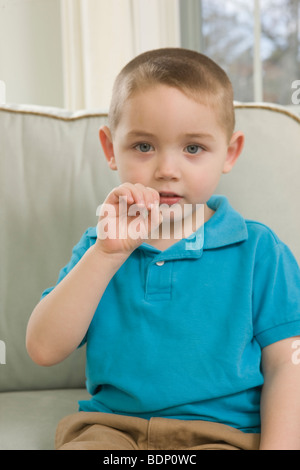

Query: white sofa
[0,102,299,450]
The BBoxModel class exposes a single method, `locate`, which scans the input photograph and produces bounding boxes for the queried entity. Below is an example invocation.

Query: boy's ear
[222,131,245,174]
[99,126,118,171]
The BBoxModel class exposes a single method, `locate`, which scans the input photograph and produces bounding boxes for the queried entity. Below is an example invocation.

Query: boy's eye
[185,144,203,155]
[135,143,153,153]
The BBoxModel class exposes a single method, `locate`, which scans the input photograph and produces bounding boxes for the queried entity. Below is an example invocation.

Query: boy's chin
[159,203,205,238]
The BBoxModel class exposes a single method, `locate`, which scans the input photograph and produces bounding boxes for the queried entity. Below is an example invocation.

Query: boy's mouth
[159,192,182,205]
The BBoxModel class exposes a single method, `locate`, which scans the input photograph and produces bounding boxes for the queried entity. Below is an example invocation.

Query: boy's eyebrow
[126,130,216,141]
[184,132,216,141]
[126,130,156,138]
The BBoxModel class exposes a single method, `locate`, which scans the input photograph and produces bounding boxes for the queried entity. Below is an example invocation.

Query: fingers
[97,183,163,249]
[103,183,163,234]
[143,186,160,210]
[107,183,159,210]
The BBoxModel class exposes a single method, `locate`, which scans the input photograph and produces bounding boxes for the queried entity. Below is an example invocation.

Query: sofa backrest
[218,104,300,265]
[0,103,299,392]
[0,105,120,391]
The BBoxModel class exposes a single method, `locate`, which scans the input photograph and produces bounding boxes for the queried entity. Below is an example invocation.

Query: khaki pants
[55,412,260,450]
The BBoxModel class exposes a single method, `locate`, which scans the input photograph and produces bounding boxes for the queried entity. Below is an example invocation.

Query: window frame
[179,0,300,116]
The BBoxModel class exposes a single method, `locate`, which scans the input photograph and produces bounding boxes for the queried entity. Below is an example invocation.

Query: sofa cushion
[0,388,89,450]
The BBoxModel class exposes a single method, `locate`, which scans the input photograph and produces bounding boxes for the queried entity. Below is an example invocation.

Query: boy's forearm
[26,244,128,366]
[259,362,300,450]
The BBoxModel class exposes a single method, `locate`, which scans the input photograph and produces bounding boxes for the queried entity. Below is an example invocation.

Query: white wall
[0,0,64,107]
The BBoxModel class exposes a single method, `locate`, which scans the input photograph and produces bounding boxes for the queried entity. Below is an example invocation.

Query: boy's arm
[26,183,161,367]
[259,335,300,450]
[26,244,129,366]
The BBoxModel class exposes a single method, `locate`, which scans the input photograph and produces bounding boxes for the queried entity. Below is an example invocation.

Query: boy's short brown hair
[108,48,235,142]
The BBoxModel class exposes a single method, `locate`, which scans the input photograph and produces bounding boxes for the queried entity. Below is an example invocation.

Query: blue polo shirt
[41,195,300,432]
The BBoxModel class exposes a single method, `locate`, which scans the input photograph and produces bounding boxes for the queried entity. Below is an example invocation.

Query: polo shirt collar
[89,195,248,260]
[139,195,248,260]
[204,195,248,249]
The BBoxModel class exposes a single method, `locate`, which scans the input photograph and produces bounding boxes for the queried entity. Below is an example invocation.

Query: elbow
[26,330,59,367]
[26,308,62,367]
[26,339,53,367]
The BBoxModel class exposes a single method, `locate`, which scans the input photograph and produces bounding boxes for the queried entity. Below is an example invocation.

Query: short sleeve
[40,227,97,300]
[253,241,300,348]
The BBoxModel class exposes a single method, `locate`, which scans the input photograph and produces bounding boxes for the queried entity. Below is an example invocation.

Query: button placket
[145,259,172,301]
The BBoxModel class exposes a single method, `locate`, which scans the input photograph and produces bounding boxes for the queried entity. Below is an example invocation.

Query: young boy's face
[100,85,243,227]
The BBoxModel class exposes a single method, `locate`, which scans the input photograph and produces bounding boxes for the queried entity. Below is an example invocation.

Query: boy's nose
[154,153,180,180]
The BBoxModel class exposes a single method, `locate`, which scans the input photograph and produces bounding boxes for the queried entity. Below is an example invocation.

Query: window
[180,0,300,107]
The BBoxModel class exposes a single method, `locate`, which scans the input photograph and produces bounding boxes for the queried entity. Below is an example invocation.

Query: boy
[26,48,300,450]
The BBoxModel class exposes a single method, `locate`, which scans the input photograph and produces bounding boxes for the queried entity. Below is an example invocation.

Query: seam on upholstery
[234,103,300,125]
[0,107,108,122]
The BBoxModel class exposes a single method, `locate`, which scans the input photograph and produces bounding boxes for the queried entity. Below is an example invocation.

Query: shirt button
[155,261,165,266]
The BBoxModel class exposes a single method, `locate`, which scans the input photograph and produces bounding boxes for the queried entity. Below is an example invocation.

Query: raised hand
[96,183,163,255]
